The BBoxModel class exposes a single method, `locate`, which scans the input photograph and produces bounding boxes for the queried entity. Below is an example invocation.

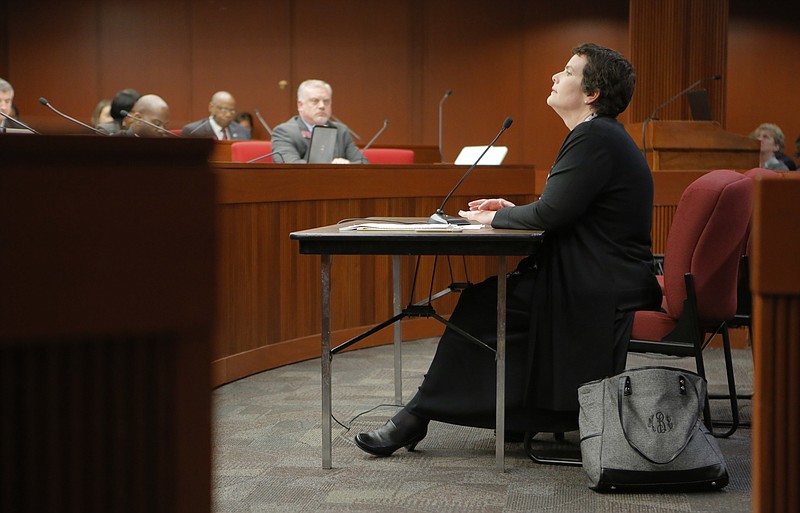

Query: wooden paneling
[628,0,727,124]
[751,177,800,513]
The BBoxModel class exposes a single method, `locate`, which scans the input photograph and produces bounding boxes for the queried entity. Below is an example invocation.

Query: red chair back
[661,169,753,326]
[362,148,414,164]
[231,141,273,163]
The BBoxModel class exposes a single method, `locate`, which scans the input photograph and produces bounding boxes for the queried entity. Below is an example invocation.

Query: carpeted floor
[212,338,753,513]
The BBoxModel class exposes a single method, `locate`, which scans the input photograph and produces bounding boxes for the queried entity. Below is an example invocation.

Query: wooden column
[751,175,800,513]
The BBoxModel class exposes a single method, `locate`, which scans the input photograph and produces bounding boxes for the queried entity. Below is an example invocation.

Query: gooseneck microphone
[0,111,41,134]
[359,119,389,163]
[438,89,453,163]
[185,117,211,136]
[641,74,721,153]
[429,116,513,225]
[120,110,181,137]
[254,109,273,138]
[247,151,285,164]
[39,97,108,135]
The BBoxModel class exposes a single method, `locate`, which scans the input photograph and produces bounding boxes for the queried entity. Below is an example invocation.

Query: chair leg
[523,432,582,466]
[708,325,740,438]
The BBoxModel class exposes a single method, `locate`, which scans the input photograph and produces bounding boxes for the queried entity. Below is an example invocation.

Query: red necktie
[221,127,228,140]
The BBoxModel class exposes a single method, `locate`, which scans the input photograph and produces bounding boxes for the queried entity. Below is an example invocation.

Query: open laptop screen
[307,125,337,163]
[454,146,508,166]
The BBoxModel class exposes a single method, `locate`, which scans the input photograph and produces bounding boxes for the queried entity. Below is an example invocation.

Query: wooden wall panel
[187,0,292,141]
[97,1,193,128]
[726,1,800,160]
[628,0,727,124]
[6,1,99,131]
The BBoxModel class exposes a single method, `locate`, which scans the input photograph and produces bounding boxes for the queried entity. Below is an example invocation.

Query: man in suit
[181,91,250,140]
[121,94,172,137]
[271,79,366,163]
[0,78,26,130]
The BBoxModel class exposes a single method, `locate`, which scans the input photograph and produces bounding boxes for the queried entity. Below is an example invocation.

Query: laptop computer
[307,125,337,163]
[454,145,508,166]
[687,89,713,121]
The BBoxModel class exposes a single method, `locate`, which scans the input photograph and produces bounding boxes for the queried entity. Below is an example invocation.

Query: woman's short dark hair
[573,43,635,118]
[110,88,141,121]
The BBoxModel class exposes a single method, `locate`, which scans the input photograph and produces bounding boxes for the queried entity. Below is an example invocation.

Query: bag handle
[617,373,699,465]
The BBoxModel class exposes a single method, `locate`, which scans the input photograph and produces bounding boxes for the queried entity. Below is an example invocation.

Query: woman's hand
[466,198,516,211]
[457,198,515,225]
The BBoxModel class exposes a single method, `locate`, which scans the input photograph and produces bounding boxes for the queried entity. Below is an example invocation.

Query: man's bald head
[209,91,237,128]
[130,94,170,137]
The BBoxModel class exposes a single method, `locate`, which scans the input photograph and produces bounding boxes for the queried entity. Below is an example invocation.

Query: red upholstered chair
[362,148,415,164]
[627,169,753,438]
[231,141,274,163]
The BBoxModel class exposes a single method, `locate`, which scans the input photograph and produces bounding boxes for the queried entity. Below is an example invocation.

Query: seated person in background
[181,91,250,140]
[751,123,793,170]
[0,78,26,129]
[235,111,254,132]
[355,43,661,458]
[91,99,113,128]
[271,79,365,163]
[97,88,140,134]
[120,94,171,137]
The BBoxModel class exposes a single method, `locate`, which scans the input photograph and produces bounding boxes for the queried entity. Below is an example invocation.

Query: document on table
[339,222,485,232]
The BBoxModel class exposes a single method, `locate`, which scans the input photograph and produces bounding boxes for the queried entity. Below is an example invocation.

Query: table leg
[392,255,403,405]
[496,256,507,472]
[321,254,332,469]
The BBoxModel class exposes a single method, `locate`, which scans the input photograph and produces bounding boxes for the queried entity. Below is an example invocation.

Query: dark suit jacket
[271,115,366,163]
[181,118,250,140]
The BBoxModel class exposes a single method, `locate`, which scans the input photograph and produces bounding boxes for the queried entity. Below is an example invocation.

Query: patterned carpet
[212,338,753,513]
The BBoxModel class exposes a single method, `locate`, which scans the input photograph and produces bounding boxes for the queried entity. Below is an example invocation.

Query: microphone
[254,109,273,137]
[246,150,285,164]
[360,119,389,163]
[331,114,361,140]
[38,97,107,135]
[185,117,211,136]
[120,110,181,137]
[438,89,453,163]
[429,116,513,225]
[641,74,721,153]
[0,111,41,134]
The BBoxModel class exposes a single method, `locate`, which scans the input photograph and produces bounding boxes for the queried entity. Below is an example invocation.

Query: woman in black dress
[355,43,662,457]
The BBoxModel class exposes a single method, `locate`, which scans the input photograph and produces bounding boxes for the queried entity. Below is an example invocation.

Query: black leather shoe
[354,419,428,457]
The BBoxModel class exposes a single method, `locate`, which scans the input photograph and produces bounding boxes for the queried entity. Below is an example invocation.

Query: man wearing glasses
[182,90,251,140]
[271,79,365,163]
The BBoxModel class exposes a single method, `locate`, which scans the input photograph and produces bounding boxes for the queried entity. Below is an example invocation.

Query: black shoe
[354,418,428,457]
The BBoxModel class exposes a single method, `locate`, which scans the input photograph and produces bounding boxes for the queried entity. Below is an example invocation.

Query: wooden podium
[626,120,759,170]
[0,135,216,513]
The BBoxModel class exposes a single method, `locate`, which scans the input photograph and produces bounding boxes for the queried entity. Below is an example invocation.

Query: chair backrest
[662,170,753,325]
[362,148,414,164]
[231,141,273,163]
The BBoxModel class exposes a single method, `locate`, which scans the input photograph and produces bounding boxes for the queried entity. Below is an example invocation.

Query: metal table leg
[496,256,506,472]
[393,255,403,404]
[321,254,332,469]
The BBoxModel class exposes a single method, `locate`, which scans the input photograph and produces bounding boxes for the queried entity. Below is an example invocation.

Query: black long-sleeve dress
[406,115,662,433]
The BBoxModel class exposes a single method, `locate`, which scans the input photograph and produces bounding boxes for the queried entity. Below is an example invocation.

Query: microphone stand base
[428,211,470,225]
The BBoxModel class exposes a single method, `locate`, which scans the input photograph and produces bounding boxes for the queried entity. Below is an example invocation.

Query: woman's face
[755,130,779,154]
[547,53,591,114]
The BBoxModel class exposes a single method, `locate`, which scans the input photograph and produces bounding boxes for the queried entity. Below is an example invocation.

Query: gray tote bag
[578,366,729,492]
